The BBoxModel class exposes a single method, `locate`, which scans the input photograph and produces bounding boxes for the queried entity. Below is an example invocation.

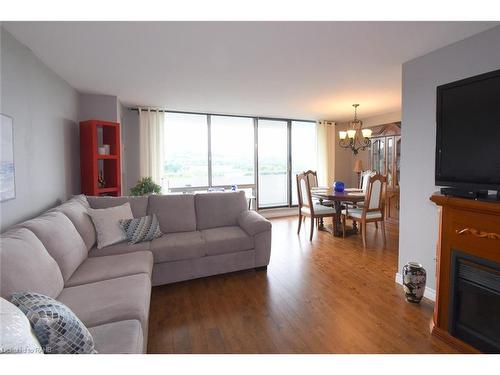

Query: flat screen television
[435,69,500,192]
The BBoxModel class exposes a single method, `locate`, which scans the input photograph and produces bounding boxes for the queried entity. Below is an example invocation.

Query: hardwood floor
[148,216,457,353]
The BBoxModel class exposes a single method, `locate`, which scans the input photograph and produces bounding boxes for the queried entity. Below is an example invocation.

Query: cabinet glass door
[395,136,401,187]
[386,137,394,186]
[371,138,385,174]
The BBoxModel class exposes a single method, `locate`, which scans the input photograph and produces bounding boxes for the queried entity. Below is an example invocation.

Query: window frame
[161,109,315,209]
[255,118,290,209]
[290,119,319,206]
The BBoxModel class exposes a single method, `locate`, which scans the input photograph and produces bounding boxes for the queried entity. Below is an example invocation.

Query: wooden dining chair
[359,170,374,190]
[341,174,387,249]
[297,172,336,241]
[305,169,318,188]
[303,170,333,207]
[354,170,375,220]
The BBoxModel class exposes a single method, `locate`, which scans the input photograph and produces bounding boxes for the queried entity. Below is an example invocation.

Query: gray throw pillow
[10,292,97,354]
[87,202,134,249]
[119,214,163,244]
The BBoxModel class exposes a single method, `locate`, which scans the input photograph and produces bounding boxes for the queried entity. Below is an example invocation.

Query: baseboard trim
[395,272,436,302]
[258,208,297,219]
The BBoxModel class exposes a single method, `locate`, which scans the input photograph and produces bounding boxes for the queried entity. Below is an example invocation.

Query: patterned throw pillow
[119,214,163,244]
[10,292,97,354]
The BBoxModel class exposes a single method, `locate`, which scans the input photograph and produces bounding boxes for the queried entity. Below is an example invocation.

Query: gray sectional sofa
[0,191,272,353]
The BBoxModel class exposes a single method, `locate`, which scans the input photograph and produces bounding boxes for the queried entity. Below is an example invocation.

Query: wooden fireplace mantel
[430,193,500,353]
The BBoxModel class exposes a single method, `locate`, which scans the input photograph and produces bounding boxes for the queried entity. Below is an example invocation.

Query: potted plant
[130,177,162,196]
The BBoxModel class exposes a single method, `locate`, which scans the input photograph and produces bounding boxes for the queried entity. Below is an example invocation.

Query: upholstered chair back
[366,174,386,211]
[296,172,313,209]
[360,170,374,191]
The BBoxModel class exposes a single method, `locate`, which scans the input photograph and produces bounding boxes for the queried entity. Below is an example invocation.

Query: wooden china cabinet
[369,122,401,220]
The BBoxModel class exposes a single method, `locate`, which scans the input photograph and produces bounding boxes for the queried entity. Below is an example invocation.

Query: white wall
[363,110,401,128]
[78,93,118,123]
[0,28,80,231]
[399,26,500,290]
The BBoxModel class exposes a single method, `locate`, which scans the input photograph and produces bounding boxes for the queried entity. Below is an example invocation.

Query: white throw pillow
[87,202,134,249]
[0,297,43,354]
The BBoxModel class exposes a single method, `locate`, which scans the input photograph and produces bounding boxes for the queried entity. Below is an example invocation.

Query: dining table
[310,187,366,237]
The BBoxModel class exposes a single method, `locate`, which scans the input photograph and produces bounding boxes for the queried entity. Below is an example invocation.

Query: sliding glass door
[160,111,315,209]
[291,121,317,205]
[210,115,255,186]
[257,119,288,208]
[163,112,208,189]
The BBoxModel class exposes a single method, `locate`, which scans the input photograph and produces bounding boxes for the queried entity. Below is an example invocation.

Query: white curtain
[316,120,336,187]
[139,108,165,186]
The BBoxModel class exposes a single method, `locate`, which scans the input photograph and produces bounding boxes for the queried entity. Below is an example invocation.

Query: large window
[257,119,288,208]
[163,113,208,189]
[160,111,316,209]
[291,121,317,205]
[211,116,254,186]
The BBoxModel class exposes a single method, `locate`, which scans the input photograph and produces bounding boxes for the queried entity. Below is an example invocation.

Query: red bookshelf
[80,120,121,196]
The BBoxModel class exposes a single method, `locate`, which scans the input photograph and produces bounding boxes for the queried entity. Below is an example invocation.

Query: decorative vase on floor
[402,262,426,303]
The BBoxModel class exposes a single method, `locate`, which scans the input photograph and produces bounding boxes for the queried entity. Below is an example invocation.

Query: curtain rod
[128,107,168,113]
[127,107,317,123]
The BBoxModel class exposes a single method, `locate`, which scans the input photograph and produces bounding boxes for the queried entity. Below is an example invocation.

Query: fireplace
[431,194,500,352]
[449,251,500,353]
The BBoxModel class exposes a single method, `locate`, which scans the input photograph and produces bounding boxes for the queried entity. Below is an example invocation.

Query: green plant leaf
[130,177,162,196]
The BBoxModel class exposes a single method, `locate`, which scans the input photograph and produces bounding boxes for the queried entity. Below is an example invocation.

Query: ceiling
[3,21,498,121]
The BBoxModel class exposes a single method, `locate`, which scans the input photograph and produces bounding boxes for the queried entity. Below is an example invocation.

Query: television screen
[435,69,500,190]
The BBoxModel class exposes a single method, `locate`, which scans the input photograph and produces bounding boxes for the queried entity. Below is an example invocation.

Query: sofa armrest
[238,211,271,236]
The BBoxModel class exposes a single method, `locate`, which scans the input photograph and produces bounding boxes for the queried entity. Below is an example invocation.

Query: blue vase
[333,181,345,192]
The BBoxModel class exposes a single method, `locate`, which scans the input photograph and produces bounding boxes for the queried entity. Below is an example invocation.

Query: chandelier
[338,104,372,155]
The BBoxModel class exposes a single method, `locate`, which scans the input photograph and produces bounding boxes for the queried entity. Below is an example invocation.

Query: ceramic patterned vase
[402,262,426,303]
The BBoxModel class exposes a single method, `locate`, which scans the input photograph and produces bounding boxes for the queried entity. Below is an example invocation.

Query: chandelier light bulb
[337,104,372,155]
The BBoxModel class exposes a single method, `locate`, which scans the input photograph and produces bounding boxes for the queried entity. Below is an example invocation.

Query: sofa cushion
[150,231,205,263]
[20,211,87,282]
[51,195,96,250]
[88,320,143,354]
[195,192,248,230]
[0,228,64,299]
[87,196,149,218]
[65,251,154,287]
[147,194,197,234]
[10,292,97,354]
[88,203,134,249]
[57,274,151,331]
[88,240,151,257]
[202,226,254,256]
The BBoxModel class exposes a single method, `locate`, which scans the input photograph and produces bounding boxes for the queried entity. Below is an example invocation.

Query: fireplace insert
[449,251,500,353]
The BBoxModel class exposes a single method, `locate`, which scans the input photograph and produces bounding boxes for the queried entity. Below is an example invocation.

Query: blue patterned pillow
[119,214,163,244]
[10,292,97,354]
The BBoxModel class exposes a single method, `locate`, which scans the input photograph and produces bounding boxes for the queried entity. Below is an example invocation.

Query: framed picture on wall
[1,114,16,202]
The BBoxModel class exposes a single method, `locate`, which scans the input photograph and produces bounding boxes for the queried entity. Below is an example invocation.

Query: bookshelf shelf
[80,119,121,197]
